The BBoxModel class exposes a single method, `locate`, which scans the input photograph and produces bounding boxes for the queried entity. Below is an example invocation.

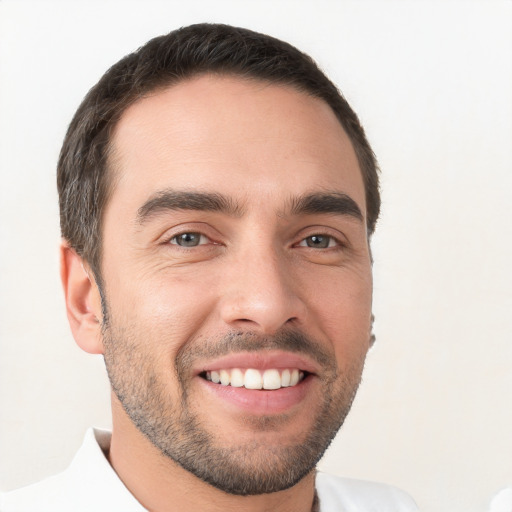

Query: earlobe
[60,242,104,355]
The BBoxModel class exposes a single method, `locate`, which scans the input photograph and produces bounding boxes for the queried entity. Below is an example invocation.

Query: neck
[108,398,317,512]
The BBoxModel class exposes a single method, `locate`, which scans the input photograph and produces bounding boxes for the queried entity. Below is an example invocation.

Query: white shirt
[488,487,512,512]
[1,428,419,511]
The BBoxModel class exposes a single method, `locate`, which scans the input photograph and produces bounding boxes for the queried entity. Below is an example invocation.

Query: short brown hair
[57,23,380,279]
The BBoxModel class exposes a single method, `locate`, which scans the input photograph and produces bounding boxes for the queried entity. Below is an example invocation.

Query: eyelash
[168,232,213,248]
[295,234,342,249]
[166,231,344,250]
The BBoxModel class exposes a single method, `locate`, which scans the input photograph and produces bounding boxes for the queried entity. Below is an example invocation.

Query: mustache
[176,329,336,375]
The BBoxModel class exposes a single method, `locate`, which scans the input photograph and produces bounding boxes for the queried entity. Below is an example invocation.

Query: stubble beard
[102,322,365,496]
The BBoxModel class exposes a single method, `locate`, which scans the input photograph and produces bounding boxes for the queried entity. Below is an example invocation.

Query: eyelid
[293,226,348,248]
[169,232,211,246]
[296,235,340,248]
[156,221,220,244]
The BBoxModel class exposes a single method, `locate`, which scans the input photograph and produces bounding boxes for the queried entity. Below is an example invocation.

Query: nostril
[221,291,307,334]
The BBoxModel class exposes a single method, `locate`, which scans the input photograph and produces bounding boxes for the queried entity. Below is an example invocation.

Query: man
[0,23,418,511]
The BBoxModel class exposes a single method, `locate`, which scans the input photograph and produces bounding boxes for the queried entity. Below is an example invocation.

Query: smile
[203,368,306,390]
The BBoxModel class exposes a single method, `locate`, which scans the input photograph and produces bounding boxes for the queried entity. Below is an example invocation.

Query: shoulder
[0,428,145,512]
[0,469,76,512]
[488,486,512,512]
[316,472,419,512]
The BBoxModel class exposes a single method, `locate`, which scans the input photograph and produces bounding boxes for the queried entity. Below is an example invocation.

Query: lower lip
[198,375,314,415]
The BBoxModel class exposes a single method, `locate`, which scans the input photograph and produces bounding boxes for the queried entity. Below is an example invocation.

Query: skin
[61,75,373,512]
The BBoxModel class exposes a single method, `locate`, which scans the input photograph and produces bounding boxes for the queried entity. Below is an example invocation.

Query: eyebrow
[136,189,363,225]
[137,189,243,224]
[288,192,363,221]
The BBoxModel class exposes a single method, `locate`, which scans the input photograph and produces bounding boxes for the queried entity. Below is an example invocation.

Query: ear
[60,242,104,354]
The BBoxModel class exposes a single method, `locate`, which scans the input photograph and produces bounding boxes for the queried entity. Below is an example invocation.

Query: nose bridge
[219,237,305,333]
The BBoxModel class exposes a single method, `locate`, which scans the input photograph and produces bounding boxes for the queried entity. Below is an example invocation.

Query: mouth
[193,351,318,415]
[201,368,308,390]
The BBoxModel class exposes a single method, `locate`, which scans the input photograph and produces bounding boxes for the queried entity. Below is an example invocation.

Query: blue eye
[299,235,336,248]
[171,233,206,247]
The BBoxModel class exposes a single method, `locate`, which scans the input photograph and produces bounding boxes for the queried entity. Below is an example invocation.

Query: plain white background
[1,1,511,511]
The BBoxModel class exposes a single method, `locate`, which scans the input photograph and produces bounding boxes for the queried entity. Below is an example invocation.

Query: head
[59,24,380,496]
[58,23,379,283]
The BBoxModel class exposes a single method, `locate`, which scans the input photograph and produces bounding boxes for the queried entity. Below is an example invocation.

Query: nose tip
[219,256,306,335]
[222,292,301,334]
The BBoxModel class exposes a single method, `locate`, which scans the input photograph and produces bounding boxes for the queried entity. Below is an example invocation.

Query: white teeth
[230,368,244,387]
[244,369,263,389]
[263,369,281,390]
[204,368,306,390]
[290,369,299,386]
[219,369,230,386]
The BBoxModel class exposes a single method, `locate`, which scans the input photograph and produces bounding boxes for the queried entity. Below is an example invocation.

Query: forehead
[107,74,365,217]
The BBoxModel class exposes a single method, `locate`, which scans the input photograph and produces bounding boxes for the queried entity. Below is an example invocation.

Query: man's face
[99,75,373,494]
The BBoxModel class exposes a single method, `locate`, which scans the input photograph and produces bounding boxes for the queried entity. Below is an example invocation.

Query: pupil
[178,233,199,246]
[308,235,328,248]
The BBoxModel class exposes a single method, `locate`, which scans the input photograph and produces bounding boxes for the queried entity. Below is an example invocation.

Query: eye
[298,235,338,249]
[170,232,209,247]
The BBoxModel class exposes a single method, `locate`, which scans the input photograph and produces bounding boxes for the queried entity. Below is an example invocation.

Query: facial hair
[103,324,365,495]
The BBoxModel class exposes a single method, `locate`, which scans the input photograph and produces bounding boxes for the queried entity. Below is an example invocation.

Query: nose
[219,245,307,334]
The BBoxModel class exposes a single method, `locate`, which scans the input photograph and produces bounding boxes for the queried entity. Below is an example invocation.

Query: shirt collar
[66,427,146,511]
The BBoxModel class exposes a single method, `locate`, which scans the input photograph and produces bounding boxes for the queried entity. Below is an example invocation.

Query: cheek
[104,267,222,354]
[309,268,373,358]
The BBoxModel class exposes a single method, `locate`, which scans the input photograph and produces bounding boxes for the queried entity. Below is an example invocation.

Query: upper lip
[194,350,320,376]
